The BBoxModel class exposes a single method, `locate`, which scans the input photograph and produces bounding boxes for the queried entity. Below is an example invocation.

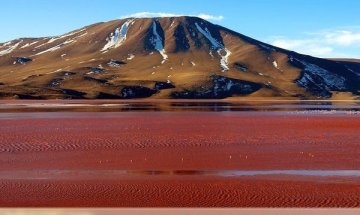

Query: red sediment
[0,112,359,207]
[1,177,359,207]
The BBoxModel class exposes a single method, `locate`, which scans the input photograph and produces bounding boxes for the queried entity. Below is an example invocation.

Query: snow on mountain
[195,23,222,49]
[47,28,87,44]
[20,41,39,49]
[101,19,135,52]
[33,39,75,56]
[195,22,231,71]
[149,21,168,64]
[218,48,231,71]
[127,54,135,60]
[273,61,278,69]
[0,41,22,56]
[294,58,346,90]
[0,16,359,100]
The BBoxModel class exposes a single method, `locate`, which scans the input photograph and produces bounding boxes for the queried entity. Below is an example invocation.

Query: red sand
[0,112,359,207]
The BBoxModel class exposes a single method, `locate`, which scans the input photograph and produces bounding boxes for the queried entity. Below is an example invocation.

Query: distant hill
[0,16,359,99]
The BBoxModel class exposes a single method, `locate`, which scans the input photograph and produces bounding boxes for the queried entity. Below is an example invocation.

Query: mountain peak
[0,16,359,100]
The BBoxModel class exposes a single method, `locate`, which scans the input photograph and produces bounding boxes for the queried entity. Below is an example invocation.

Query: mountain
[0,16,359,100]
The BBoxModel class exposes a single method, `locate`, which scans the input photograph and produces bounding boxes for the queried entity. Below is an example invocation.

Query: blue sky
[1,0,359,58]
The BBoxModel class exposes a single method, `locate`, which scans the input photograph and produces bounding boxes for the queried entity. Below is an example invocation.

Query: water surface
[1,100,360,113]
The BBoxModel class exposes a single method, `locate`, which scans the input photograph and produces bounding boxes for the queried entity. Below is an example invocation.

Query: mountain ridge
[0,16,359,100]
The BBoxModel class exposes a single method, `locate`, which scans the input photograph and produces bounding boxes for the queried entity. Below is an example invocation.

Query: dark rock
[121,86,158,99]
[84,76,108,84]
[108,59,126,67]
[185,20,203,49]
[14,57,32,65]
[15,94,44,99]
[87,67,105,74]
[49,78,63,87]
[62,71,76,76]
[154,81,175,90]
[96,92,122,99]
[234,63,248,72]
[289,54,360,98]
[61,89,86,99]
[171,75,262,99]
[174,25,190,52]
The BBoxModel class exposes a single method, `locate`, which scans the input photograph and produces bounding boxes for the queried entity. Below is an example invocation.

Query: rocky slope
[0,16,359,99]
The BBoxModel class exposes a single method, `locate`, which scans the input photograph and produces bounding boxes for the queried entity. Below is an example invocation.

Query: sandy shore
[0,112,359,207]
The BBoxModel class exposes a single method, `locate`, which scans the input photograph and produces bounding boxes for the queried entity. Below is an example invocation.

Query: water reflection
[1,170,360,179]
[130,170,360,177]
[0,100,360,113]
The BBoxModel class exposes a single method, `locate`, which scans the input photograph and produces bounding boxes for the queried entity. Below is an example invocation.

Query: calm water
[1,170,360,180]
[1,100,360,113]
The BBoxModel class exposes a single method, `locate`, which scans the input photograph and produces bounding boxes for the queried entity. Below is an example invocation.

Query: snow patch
[195,23,231,72]
[345,66,354,73]
[0,41,22,56]
[73,32,88,40]
[34,42,48,49]
[47,28,86,44]
[20,41,39,49]
[149,21,168,64]
[33,40,75,56]
[47,38,58,44]
[2,41,12,47]
[167,75,172,83]
[195,23,222,48]
[127,54,135,60]
[108,59,124,67]
[294,59,346,90]
[101,19,134,52]
[273,61,279,69]
[13,57,32,65]
[344,65,360,77]
[218,48,231,71]
[209,51,214,58]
